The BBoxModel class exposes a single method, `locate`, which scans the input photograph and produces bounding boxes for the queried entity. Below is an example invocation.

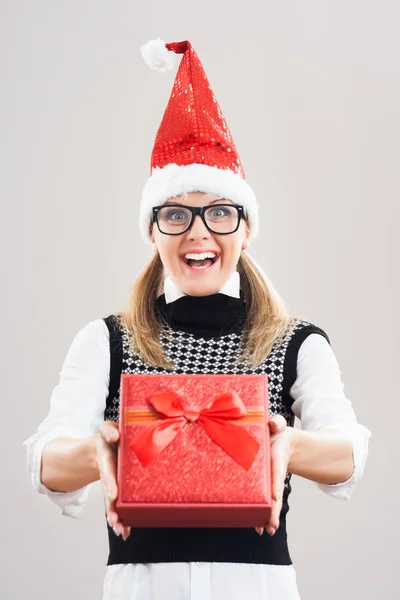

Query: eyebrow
[209,198,232,205]
[164,197,233,205]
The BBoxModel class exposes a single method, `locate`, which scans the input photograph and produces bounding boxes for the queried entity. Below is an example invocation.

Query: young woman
[24,39,371,600]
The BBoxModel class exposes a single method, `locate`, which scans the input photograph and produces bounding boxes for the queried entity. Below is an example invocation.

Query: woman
[24,39,371,599]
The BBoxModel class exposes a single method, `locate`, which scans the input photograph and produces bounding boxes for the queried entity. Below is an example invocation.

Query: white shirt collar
[164,270,241,304]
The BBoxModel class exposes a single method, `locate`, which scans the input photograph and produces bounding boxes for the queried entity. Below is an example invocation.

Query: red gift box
[116,373,271,527]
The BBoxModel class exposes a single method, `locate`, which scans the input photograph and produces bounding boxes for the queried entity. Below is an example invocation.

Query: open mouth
[181,251,220,270]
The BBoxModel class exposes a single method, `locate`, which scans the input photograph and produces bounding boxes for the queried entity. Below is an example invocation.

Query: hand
[255,415,295,537]
[95,420,131,541]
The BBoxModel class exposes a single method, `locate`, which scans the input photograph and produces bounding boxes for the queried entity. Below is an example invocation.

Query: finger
[106,505,118,528]
[267,491,284,535]
[109,509,129,538]
[103,483,119,527]
[97,441,122,535]
[99,421,120,445]
[98,423,127,538]
[255,527,264,535]
[97,437,119,501]
[106,495,126,536]
[270,449,285,502]
[267,464,285,534]
[112,520,125,537]
[112,524,130,540]
[267,463,285,533]
[268,415,287,434]
[268,452,287,533]
[95,431,125,536]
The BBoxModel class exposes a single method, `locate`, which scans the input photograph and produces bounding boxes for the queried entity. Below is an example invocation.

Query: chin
[180,282,221,297]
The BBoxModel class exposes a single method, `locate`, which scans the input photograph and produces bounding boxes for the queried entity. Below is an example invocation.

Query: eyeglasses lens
[157,206,239,234]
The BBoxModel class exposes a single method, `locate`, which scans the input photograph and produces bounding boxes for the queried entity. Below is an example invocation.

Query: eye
[164,209,189,222]
[206,206,233,220]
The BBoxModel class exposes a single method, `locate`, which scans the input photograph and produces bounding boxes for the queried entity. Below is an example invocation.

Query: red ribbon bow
[130,390,260,470]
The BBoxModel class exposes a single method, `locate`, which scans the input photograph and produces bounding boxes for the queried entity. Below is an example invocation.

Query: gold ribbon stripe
[124,409,265,425]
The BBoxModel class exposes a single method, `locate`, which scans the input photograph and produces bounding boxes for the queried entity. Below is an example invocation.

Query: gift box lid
[117,373,271,507]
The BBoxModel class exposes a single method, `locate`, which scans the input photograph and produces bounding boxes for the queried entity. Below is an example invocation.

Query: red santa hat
[139,38,258,243]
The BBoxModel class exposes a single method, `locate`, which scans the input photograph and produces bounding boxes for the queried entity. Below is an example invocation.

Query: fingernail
[113,526,120,537]
[108,490,113,500]
[122,533,127,542]
[268,526,276,536]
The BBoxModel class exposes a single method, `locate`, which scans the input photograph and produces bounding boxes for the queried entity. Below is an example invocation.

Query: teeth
[184,252,217,260]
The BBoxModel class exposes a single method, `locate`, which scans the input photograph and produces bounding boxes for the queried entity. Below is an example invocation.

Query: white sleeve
[289,333,371,501]
[22,318,111,518]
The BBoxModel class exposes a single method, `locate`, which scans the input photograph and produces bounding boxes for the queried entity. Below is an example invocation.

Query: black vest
[102,295,329,566]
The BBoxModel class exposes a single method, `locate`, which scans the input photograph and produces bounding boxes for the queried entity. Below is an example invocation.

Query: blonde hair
[120,251,297,370]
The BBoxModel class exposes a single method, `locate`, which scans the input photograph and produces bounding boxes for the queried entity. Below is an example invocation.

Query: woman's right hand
[95,420,131,541]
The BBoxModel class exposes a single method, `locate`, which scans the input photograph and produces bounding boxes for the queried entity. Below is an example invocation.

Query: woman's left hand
[255,414,295,537]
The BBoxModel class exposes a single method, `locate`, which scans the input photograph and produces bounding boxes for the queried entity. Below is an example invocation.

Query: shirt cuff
[23,431,91,519]
[313,421,372,501]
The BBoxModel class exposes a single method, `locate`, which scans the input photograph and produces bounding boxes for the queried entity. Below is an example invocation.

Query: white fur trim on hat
[139,163,259,243]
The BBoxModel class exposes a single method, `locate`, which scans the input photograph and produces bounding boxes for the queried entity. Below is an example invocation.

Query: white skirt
[102,562,301,600]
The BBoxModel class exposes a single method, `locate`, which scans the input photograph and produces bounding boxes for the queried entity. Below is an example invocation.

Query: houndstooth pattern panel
[104,318,311,425]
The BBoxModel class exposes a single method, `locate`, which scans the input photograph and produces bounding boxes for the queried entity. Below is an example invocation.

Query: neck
[163,271,241,304]
[154,291,246,338]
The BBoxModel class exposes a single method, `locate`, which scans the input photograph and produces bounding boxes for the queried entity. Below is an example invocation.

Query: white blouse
[23,315,371,600]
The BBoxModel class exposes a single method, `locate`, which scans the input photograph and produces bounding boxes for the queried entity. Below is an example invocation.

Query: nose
[185,213,211,240]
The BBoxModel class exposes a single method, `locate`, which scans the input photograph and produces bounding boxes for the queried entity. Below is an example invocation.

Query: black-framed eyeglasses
[152,203,246,236]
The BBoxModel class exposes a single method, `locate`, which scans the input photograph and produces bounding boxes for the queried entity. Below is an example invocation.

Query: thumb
[268,415,287,434]
[99,421,120,444]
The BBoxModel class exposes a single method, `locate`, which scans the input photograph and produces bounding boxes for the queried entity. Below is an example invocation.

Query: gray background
[2,1,398,598]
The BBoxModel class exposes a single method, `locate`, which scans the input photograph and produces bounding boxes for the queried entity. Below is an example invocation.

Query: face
[151,192,250,296]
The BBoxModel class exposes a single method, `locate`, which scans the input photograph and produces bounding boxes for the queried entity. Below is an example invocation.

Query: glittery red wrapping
[116,374,272,528]
[150,41,245,179]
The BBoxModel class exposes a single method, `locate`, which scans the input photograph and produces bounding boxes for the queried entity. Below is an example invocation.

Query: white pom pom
[140,38,176,73]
